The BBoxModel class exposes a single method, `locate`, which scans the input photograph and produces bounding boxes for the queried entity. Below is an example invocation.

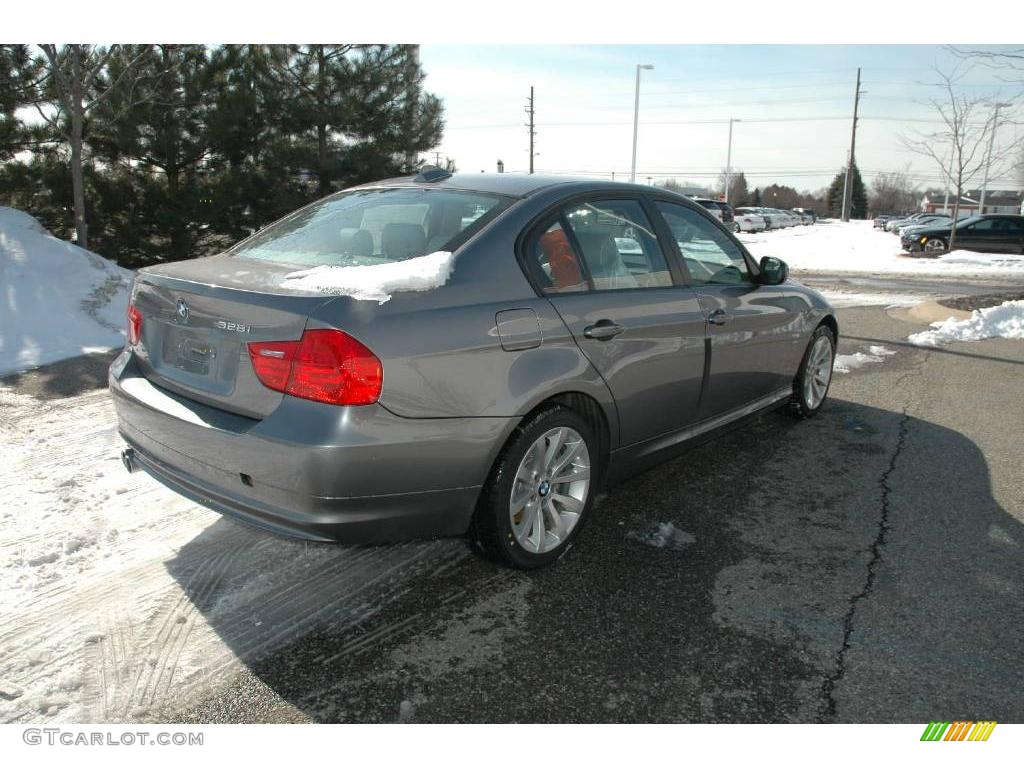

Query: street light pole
[725,118,741,204]
[979,101,1011,215]
[630,64,654,183]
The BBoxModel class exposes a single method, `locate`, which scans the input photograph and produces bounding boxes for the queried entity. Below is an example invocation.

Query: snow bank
[280,250,455,304]
[834,345,896,374]
[908,300,1024,347]
[739,220,1024,278]
[0,207,131,375]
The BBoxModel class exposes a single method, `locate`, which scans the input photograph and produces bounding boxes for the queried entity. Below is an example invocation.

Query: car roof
[347,173,660,199]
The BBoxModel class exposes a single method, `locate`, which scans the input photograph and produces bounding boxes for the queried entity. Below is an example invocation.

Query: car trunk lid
[130,255,336,419]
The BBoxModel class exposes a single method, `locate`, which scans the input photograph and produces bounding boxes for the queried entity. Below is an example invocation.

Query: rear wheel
[471,406,598,569]
[789,325,835,418]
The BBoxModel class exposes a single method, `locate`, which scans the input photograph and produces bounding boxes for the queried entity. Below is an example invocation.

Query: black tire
[470,405,599,569]
[789,325,836,419]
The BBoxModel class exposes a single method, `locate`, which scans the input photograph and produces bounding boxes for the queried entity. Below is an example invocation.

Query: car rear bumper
[109,351,515,543]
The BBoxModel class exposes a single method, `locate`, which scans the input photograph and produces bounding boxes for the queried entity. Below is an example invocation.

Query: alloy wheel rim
[804,336,833,409]
[924,239,946,252]
[509,426,591,554]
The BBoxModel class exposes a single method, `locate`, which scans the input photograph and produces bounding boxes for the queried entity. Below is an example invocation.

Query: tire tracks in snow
[0,383,468,723]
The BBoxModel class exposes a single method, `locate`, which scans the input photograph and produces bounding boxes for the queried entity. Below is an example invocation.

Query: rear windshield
[230,188,511,267]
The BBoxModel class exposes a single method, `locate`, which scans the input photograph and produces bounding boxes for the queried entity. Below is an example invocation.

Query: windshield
[231,188,511,267]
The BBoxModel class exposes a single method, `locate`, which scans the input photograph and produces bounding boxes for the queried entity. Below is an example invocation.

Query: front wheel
[924,237,947,254]
[789,326,835,418]
[471,406,598,569]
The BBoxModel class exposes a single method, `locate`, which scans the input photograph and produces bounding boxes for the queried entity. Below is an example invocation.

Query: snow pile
[834,345,897,374]
[280,250,455,303]
[628,522,695,551]
[0,207,131,375]
[908,300,1024,347]
[738,220,1024,278]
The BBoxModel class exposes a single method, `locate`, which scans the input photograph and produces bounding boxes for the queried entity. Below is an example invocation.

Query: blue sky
[418,45,1023,193]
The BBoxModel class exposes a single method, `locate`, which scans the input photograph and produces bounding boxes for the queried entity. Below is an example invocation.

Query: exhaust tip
[121,447,139,474]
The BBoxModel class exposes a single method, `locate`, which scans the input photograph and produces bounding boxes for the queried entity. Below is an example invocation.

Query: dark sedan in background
[110,171,837,569]
[902,214,1024,254]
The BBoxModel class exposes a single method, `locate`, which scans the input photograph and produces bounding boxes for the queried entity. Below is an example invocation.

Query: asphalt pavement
[149,290,1023,724]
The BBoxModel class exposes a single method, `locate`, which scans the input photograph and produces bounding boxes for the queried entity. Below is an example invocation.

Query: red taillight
[127,303,142,346]
[247,329,382,406]
[247,339,298,392]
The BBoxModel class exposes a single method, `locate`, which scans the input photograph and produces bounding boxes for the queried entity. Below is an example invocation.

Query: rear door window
[527,220,589,294]
[561,199,673,291]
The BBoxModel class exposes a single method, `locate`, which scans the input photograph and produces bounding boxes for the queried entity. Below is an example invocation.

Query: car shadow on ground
[163,397,1023,723]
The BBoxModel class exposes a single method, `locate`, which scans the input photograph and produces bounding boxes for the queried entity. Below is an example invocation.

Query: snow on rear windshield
[230,188,509,268]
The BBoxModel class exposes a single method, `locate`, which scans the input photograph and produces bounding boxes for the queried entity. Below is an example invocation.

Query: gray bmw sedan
[109,170,837,569]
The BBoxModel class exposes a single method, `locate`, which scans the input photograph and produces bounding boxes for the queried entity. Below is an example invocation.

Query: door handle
[708,308,729,326]
[583,320,625,340]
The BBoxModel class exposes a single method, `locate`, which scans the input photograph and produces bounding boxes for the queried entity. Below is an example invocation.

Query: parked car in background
[793,207,817,224]
[691,198,734,226]
[886,212,934,232]
[778,209,800,228]
[110,172,837,569]
[899,216,952,239]
[735,207,771,230]
[901,214,1024,254]
[733,209,767,233]
[873,214,897,229]
[892,213,951,236]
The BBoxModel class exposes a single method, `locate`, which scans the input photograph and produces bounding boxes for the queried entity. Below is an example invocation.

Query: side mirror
[759,256,788,285]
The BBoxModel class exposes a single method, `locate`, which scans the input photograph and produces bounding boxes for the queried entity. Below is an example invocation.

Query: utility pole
[725,118,741,203]
[840,150,850,220]
[525,86,536,175]
[841,67,863,222]
[433,151,442,167]
[979,102,1011,215]
[630,64,654,183]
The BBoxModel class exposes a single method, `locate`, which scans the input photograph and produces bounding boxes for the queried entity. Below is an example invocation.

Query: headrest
[338,228,373,257]
[382,223,427,260]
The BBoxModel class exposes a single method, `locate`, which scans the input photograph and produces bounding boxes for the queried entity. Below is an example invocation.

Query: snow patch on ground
[280,250,455,303]
[628,522,695,551]
[908,300,1024,347]
[0,207,131,375]
[739,220,1024,278]
[0,384,465,724]
[834,345,897,374]
[819,290,923,308]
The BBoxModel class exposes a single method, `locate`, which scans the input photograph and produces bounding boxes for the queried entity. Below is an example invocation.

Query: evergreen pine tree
[269,45,443,195]
[0,45,38,162]
[827,162,868,218]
